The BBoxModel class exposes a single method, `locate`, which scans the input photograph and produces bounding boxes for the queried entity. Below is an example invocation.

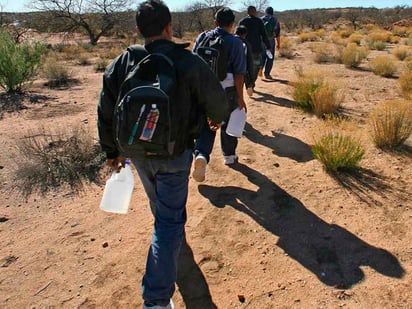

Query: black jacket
[238,15,270,54]
[98,39,229,159]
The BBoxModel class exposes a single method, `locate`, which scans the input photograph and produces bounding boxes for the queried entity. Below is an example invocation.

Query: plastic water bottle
[100,161,134,214]
[266,49,273,59]
[226,108,247,138]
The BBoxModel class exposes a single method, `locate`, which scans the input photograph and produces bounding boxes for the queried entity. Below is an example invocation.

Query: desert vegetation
[0,4,412,308]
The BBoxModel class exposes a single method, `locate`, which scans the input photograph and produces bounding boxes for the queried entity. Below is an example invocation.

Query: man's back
[238,15,268,53]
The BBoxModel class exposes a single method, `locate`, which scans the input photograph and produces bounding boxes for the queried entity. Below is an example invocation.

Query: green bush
[0,30,45,93]
[311,118,364,172]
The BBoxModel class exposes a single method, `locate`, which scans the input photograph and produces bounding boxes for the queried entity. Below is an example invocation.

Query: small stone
[102,242,109,248]
[237,294,245,303]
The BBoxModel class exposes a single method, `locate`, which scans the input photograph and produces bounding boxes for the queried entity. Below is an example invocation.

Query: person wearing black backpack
[97,1,228,308]
[261,6,281,79]
[238,6,271,94]
[191,7,247,182]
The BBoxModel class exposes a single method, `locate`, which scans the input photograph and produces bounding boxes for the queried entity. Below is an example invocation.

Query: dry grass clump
[76,53,92,66]
[369,55,397,77]
[399,71,412,99]
[292,68,343,117]
[330,31,348,45]
[311,117,364,172]
[341,43,369,68]
[367,30,391,50]
[298,31,323,43]
[41,56,72,87]
[14,125,106,196]
[392,46,412,61]
[392,26,412,38]
[278,36,295,59]
[348,33,364,45]
[94,58,109,72]
[311,42,341,63]
[405,57,412,71]
[368,99,412,149]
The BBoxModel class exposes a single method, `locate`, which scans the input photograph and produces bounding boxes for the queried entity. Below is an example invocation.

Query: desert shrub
[298,31,321,42]
[405,57,412,71]
[76,53,91,66]
[60,44,84,60]
[330,31,348,45]
[392,26,411,38]
[389,35,401,44]
[292,68,343,117]
[14,125,106,196]
[348,33,363,45]
[0,30,45,93]
[367,30,392,43]
[369,55,397,77]
[404,38,412,46]
[279,36,295,59]
[41,57,71,87]
[94,58,109,72]
[368,99,412,149]
[392,46,412,61]
[341,43,369,68]
[311,43,340,63]
[311,118,364,172]
[367,40,387,50]
[399,71,412,99]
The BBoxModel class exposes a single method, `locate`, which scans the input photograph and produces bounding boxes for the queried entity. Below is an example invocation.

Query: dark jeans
[194,87,239,161]
[131,149,193,306]
[261,39,275,76]
[250,52,262,88]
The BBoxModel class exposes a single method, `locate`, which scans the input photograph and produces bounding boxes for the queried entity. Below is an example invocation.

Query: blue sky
[1,0,409,13]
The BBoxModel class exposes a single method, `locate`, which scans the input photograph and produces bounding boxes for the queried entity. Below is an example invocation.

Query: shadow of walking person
[244,122,314,163]
[198,163,404,289]
[177,236,217,308]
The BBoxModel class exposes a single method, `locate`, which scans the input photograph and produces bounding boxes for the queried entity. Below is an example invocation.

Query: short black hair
[235,25,248,36]
[136,0,171,38]
[265,7,274,15]
[215,7,235,27]
[247,6,256,15]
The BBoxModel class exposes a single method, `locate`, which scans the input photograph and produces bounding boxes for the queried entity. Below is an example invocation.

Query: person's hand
[238,98,247,113]
[107,156,126,173]
[208,118,221,131]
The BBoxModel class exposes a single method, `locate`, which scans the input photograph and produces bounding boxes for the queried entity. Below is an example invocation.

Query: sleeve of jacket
[97,53,129,159]
[189,55,229,123]
[260,19,271,50]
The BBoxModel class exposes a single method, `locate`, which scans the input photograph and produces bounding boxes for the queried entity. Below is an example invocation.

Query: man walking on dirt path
[191,7,247,182]
[261,6,281,80]
[97,1,228,308]
[238,6,271,93]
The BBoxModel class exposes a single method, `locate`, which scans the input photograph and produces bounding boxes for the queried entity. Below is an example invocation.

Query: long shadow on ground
[177,237,217,309]
[198,163,405,289]
[252,89,295,108]
[244,122,314,163]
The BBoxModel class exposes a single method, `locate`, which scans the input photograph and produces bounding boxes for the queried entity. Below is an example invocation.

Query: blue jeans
[261,39,275,76]
[131,149,193,306]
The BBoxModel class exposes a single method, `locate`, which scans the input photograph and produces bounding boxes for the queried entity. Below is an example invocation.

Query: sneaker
[264,74,273,80]
[246,87,253,97]
[143,299,174,309]
[192,155,207,182]
[258,68,263,77]
[224,155,238,165]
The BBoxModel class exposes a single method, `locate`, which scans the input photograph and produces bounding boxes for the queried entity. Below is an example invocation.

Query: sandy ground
[0,39,411,308]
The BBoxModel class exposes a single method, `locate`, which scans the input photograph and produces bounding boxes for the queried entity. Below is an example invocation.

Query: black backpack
[196,33,228,81]
[114,52,178,159]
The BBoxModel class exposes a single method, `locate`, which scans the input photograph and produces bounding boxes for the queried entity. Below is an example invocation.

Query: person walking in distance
[97,1,228,308]
[191,7,247,182]
[238,6,271,94]
[235,25,255,97]
[261,6,281,79]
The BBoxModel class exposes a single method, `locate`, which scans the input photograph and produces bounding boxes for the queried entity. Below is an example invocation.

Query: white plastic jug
[100,161,134,214]
[226,108,247,138]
